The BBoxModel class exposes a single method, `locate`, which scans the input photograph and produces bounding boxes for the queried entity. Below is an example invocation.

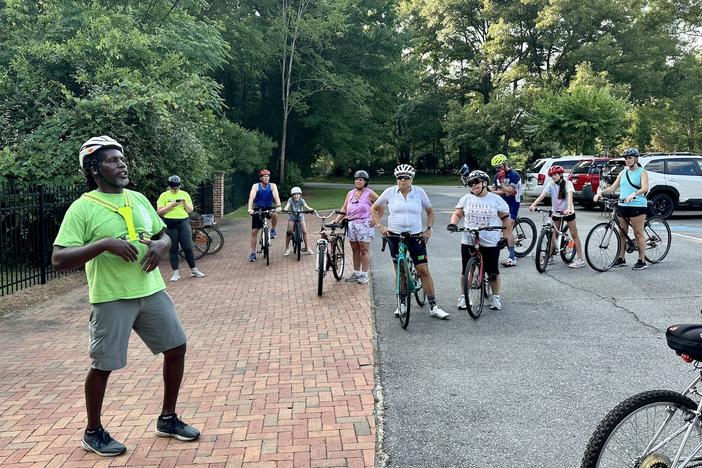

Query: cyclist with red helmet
[247,169,282,262]
[528,164,585,268]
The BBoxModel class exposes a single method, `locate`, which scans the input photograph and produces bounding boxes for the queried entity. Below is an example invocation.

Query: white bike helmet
[394,164,416,178]
[79,135,123,170]
[290,186,302,195]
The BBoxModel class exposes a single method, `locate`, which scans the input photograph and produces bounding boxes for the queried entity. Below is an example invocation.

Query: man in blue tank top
[247,169,282,262]
[594,148,650,270]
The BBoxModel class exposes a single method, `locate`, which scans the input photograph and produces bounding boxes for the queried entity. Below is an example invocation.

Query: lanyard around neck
[82,190,139,241]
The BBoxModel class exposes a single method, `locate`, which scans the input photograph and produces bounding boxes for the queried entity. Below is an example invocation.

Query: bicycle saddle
[666,324,702,361]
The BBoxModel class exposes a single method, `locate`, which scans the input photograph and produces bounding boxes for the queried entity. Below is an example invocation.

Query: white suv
[639,154,702,218]
[523,156,591,198]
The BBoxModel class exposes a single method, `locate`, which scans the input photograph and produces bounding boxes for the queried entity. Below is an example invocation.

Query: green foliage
[527,65,630,155]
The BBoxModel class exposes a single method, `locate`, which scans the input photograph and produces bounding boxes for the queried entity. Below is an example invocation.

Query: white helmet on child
[290,186,302,195]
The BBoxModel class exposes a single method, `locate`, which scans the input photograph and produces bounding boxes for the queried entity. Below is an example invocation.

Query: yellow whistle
[117,206,138,241]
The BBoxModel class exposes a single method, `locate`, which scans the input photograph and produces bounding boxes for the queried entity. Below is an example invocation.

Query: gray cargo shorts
[89,290,187,371]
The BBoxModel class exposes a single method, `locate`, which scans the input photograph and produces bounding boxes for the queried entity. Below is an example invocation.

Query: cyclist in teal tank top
[594,148,650,270]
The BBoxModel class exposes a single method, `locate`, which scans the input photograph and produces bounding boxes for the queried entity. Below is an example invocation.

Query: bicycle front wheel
[559,224,577,263]
[463,256,484,319]
[295,223,302,261]
[534,228,553,273]
[644,217,671,264]
[513,217,537,257]
[317,242,326,296]
[581,390,701,468]
[203,226,224,255]
[262,229,270,266]
[585,222,621,272]
[397,259,411,329]
[332,237,345,281]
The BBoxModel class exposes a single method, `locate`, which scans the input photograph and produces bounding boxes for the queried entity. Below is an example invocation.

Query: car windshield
[526,160,545,173]
[554,160,580,171]
[572,161,593,174]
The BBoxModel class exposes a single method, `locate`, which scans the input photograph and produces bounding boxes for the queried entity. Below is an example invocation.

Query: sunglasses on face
[468,180,482,187]
[396,175,412,181]
[624,155,636,160]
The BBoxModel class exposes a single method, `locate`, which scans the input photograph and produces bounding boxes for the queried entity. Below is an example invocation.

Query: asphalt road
[370,185,702,468]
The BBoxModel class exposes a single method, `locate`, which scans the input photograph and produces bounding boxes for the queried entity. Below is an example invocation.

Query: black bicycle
[313,210,346,296]
[533,208,577,273]
[513,216,537,258]
[448,225,504,319]
[251,208,276,266]
[584,198,671,272]
[282,209,314,261]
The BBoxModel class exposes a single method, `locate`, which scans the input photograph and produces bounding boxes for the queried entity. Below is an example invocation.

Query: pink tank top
[345,188,372,221]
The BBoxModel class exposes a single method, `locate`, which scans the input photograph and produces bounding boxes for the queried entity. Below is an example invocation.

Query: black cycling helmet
[622,148,640,158]
[467,170,490,185]
[168,175,181,187]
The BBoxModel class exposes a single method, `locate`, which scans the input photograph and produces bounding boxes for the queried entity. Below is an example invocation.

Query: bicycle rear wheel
[581,390,700,468]
[585,222,621,272]
[397,259,411,328]
[414,267,426,307]
[203,226,224,255]
[534,228,553,273]
[332,237,345,280]
[295,222,302,261]
[643,217,671,264]
[559,225,577,263]
[513,217,537,258]
[463,256,484,319]
[317,242,326,296]
[188,228,210,260]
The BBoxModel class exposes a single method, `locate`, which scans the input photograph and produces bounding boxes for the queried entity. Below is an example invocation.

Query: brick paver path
[0,220,376,467]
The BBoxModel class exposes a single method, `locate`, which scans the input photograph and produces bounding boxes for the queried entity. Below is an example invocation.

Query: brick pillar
[213,171,224,221]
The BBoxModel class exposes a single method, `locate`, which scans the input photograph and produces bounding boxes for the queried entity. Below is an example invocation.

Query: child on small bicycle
[282,186,314,256]
[528,165,585,268]
[448,170,511,311]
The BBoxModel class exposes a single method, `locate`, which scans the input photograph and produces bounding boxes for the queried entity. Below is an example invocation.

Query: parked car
[597,154,702,218]
[569,158,626,209]
[523,156,591,198]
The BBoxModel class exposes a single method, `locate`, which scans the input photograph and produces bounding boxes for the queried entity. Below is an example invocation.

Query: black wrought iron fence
[223,171,256,214]
[0,184,86,296]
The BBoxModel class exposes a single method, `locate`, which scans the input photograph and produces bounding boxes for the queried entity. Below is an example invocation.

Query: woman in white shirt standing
[371,164,449,320]
[528,165,585,268]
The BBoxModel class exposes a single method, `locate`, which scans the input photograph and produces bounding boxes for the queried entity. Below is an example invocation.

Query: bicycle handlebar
[448,226,505,233]
[281,209,315,214]
[250,208,277,215]
[533,208,566,216]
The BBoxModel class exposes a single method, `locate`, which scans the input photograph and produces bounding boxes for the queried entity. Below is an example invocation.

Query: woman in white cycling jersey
[371,164,449,320]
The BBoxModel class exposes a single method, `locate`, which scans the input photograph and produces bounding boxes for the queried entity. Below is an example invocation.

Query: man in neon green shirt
[156,175,205,282]
[52,136,200,457]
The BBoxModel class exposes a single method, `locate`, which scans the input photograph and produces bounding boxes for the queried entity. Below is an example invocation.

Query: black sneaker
[613,257,627,268]
[155,414,200,441]
[82,426,127,457]
[632,260,647,270]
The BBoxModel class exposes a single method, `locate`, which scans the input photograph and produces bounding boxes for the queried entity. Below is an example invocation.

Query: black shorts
[616,205,647,219]
[552,212,576,222]
[461,244,500,277]
[251,207,274,230]
[386,234,428,265]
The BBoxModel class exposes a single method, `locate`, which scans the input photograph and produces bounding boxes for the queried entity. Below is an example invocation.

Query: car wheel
[649,193,675,219]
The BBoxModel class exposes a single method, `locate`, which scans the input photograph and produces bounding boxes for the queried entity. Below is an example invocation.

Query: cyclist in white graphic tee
[448,170,512,311]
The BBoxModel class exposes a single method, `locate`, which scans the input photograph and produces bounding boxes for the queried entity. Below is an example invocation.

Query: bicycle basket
[202,214,215,226]
[189,213,204,228]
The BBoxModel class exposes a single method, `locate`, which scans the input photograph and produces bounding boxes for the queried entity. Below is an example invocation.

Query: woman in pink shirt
[336,170,379,284]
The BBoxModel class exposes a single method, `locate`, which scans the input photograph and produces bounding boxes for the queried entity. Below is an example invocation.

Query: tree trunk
[279,112,288,184]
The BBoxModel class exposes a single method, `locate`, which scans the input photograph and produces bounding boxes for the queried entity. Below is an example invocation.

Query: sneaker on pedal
[632,259,647,270]
[155,414,200,442]
[547,257,555,265]
[490,295,502,310]
[613,257,626,268]
[430,306,449,319]
[394,305,405,317]
[568,258,585,268]
[170,270,180,282]
[270,228,277,239]
[283,249,290,256]
[457,296,467,310]
[501,257,517,267]
[248,253,256,262]
[82,426,126,457]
